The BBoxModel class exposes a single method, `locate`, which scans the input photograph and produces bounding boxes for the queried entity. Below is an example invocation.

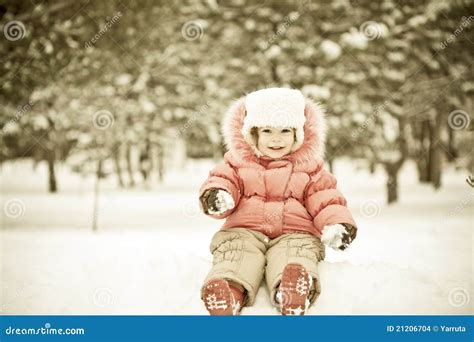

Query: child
[199,88,358,315]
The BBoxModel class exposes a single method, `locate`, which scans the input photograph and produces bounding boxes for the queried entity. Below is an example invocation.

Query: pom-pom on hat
[242,88,306,155]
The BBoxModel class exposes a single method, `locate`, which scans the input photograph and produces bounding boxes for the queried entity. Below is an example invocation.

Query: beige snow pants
[200,227,326,307]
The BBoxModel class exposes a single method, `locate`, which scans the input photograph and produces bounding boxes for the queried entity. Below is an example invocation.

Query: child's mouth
[269,147,284,151]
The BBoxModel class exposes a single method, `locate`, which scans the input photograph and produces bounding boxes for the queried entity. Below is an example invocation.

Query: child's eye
[261,129,272,133]
[281,128,292,133]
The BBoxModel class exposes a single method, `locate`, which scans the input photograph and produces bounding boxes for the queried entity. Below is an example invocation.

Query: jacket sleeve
[199,161,241,219]
[304,168,357,235]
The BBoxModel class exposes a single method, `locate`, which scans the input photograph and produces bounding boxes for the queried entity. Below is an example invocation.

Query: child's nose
[271,135,282,143]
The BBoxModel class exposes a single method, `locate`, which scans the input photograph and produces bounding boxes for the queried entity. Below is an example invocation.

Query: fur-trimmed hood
[221,95,327,168]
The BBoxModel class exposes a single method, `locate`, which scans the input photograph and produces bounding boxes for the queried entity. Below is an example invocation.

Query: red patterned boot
[203,279,245,315]
[276,263,312,316]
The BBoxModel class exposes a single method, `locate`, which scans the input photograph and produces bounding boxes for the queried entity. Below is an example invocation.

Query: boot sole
[279,263,311,316]
[203,279,236,315]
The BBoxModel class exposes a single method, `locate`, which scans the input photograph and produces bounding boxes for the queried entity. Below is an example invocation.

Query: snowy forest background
[1,0,473,315]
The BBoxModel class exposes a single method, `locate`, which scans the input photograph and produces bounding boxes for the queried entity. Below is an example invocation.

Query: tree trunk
[125,143,135,187]
[369,160,376,174]
[269,28,280,84]
[428,110,442,189]
[212,144,222,162]
[328,158,334,174]
[139,139,151,183]
[445,127,458,162]
[92,159,103,232]
[156,145,164,183]
[379,116,407,204]
[47,149,57,193]
[385,163,400,204]
[112,143,124,187]
[416,120,431,183]
[270,62,279,83]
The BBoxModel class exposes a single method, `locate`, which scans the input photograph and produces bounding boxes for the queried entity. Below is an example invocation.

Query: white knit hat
[242,88,306,155]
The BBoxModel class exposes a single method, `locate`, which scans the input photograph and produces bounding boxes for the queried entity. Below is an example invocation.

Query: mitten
[321,223,357,251]
[201,188,235,215]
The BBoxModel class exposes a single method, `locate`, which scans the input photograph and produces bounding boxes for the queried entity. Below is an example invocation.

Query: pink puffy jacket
[199,97,357,239]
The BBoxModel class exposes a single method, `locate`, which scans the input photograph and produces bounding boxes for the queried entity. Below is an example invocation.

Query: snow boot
[203,279,245,315]
[276,263,312,316]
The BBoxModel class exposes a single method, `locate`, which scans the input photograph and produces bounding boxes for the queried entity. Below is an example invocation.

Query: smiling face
[255,126,295,159]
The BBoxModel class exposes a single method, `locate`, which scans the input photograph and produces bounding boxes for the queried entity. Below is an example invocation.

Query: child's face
[256,127,295,159]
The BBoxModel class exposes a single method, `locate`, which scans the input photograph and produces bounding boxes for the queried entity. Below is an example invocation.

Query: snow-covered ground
[1,159,472,315]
